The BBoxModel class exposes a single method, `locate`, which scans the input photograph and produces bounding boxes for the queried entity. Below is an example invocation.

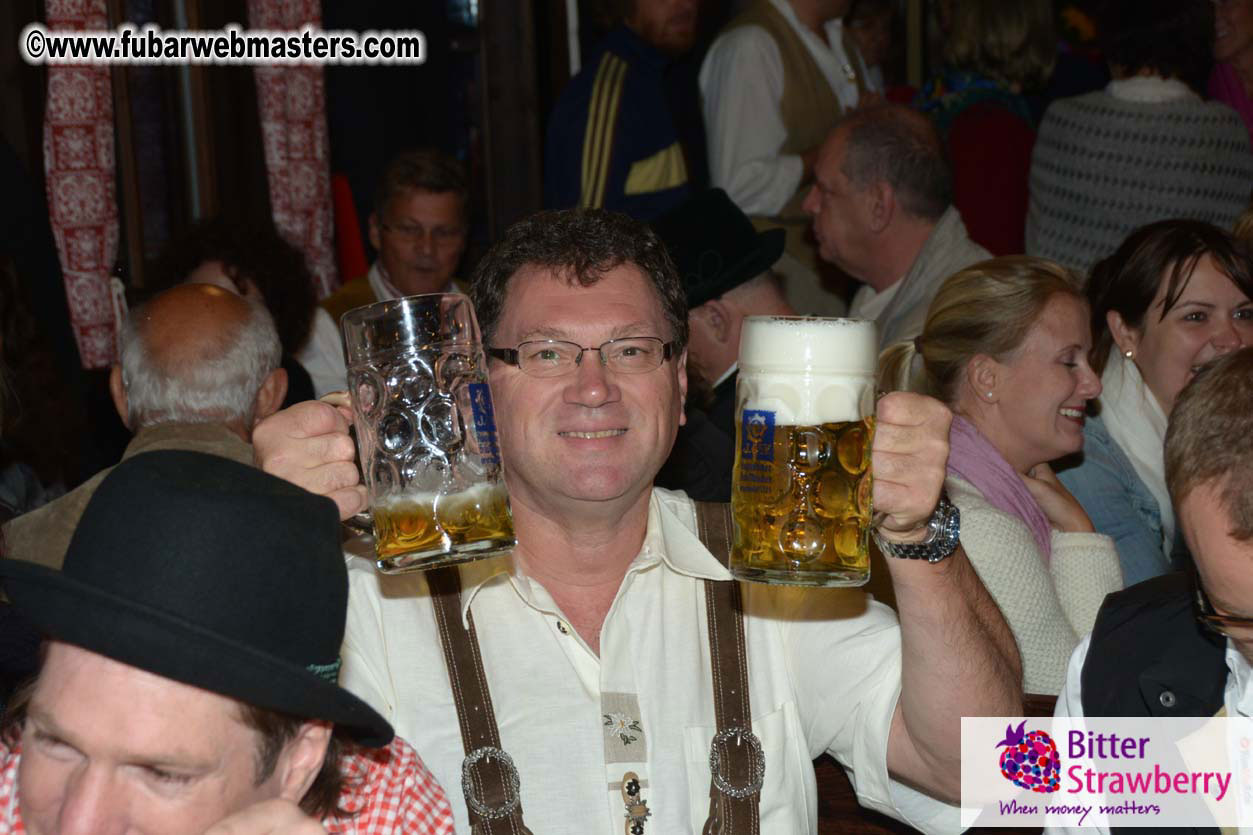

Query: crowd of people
[1,0,1253,832]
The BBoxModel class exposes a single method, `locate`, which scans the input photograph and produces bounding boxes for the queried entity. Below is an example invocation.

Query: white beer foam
[375,482,504,510]
[738,317,877,425]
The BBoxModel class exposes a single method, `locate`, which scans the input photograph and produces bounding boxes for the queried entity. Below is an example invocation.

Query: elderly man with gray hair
[3,283,287,569]
[801,103,991,348]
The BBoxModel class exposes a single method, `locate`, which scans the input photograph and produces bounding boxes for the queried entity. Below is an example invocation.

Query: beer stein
[342,294,515,573]
[731,317,878,586]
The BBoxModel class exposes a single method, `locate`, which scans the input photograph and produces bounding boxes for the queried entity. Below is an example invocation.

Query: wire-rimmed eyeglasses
[379,222,465,247]
[486,337,676,378]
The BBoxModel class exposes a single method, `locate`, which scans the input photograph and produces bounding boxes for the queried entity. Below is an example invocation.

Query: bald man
[3,284,287,569]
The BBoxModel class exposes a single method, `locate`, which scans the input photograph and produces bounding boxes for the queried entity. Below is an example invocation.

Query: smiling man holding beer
[256,208,1021,833]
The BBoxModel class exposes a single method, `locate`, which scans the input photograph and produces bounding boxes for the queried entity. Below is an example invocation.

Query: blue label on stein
[468,382,501,467]
[740,409,775,462]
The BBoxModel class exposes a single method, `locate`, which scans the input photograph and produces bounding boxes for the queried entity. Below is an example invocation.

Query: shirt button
[556,620,569,635]
[1159,690,1177,709]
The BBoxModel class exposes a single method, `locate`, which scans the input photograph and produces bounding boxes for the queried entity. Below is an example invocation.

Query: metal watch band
[873,496,961,563]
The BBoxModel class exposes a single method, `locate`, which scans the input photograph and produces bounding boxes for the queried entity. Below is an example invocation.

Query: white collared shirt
[340,488,958,834]
[712,361,739,391]
[1052,635,1253,834]
[700,0,877,217]
[848,278,903,325]
[1106,75,1200,104]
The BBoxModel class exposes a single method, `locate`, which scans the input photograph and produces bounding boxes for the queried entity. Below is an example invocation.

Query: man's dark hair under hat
[0,449,392,746]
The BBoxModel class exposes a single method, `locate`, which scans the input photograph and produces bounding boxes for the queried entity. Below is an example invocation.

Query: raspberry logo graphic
[996,721,1060,793]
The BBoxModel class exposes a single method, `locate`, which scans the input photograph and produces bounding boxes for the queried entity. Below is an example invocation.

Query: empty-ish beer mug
[342,294,515,573]
[731,317,878,586]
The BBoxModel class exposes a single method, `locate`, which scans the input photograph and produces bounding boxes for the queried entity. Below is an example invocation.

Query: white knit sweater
[1025,89,1253,276]
[947,474,1123,695]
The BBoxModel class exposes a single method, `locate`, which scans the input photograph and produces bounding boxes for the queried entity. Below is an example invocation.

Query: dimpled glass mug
[341,293,515,573]
[731,316,878,587]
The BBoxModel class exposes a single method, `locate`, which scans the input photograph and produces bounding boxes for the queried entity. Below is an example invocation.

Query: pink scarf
[946,416,1053,561]
[1209,63,1253,148]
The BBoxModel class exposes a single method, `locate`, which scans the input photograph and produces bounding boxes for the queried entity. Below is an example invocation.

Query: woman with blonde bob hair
[880,257,1122,694]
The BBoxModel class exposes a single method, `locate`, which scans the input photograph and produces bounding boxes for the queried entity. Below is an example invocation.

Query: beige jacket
[876,207,991,349]
[2,423,253,570]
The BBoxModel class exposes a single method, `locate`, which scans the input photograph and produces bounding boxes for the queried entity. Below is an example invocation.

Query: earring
[1123,350,1134,360]
[986,391,995,400]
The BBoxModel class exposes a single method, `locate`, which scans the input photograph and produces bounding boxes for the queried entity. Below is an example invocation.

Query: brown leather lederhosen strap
[428,501,761,834]
[427,566,533,835]
[694,501,763,835]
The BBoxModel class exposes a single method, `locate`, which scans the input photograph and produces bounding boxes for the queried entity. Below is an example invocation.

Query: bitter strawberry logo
[996,721,1060,793]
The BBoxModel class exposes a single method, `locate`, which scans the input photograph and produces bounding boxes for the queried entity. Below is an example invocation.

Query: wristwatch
[872,496,961,563]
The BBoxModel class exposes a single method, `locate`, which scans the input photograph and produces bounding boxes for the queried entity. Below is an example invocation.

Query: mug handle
[344,510,373,537]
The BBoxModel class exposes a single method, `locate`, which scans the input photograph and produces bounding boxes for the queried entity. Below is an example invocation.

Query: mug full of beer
[731,317,878,587]
[342,293,515,574]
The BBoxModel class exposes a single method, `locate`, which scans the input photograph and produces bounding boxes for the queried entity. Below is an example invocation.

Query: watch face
[873,498,960,561]
[931,501,961,562]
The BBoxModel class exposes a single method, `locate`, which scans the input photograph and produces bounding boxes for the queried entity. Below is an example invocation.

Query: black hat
[651,188,786,310]
[0,450,393,747]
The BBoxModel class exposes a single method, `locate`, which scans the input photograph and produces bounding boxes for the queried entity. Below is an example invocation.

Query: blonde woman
[880,256,1122,694]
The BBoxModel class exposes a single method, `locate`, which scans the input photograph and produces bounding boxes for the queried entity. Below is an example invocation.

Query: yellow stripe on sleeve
[579,54,627,209]
[623,142,688,195]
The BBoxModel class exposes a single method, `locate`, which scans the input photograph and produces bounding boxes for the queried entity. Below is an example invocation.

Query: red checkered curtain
[42,0,122,368]
[247,0,339,299]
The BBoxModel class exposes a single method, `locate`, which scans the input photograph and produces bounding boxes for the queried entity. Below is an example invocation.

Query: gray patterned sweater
[1025,90,1253,276]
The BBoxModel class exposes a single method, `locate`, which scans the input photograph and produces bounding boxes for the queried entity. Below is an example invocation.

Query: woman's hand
[1020,462,1095,533]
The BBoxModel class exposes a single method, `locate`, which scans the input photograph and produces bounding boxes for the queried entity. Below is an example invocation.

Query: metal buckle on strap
[462,746,522,820]
[708,727,766,799]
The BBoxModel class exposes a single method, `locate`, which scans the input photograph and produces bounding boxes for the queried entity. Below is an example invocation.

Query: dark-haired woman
[1026,0,1253,276]
[1058,220,1253,584]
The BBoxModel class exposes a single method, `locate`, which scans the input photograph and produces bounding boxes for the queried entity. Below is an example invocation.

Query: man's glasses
[487,337,676,378]
[380,222,465,247]
[1192,564,1253,638]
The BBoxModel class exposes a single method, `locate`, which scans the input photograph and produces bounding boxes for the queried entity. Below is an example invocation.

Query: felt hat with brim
[651,188,787,310]
[0,450,393,747]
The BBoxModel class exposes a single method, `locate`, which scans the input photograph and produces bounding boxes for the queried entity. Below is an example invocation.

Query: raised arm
[872,392,1022,801]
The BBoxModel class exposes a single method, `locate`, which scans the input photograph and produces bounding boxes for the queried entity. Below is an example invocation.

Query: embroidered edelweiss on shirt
[604,712,644,745]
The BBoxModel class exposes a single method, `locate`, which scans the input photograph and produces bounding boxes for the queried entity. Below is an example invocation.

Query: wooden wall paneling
[479,1,543,239]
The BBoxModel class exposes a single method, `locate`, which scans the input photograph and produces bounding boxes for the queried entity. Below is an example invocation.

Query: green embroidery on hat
[307,658,342,683]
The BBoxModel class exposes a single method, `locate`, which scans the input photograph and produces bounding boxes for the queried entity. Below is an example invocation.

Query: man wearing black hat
[651,189,792,501]
[0,451,453,834]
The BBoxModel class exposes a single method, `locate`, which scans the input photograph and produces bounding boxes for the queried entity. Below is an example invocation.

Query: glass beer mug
[342,294,516,573]
[730,317,878,586]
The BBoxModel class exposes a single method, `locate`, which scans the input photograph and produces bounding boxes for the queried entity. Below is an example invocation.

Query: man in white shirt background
[700,0,877,317]
[298,149,469,396]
